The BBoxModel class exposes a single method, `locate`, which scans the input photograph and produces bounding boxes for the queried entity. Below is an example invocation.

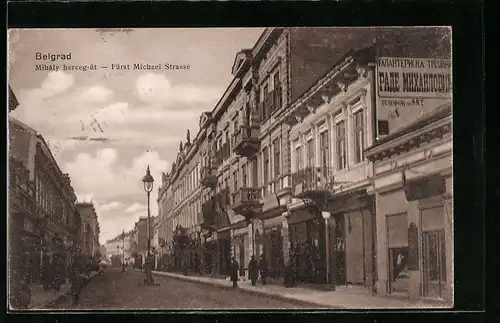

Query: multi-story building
[105,229,134,264]
[199,27,386,278]
[159,130,206,271]
[76,202,100,256]
[159,28,452,299]
[133,217,149,254]
[9,100,82,283]
[365,73,452,305]
[157,172,175,250]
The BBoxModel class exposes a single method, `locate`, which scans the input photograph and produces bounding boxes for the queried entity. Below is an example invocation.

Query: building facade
[157,28,452,303]
[157,129,205,272]
[75,202,100,256]
[365,50,452,303]
[133,217,149,254]
[9,111,83,285]
[105,230,133,265]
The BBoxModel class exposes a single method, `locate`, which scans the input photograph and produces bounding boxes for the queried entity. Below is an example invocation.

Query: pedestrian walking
[258,254,269,285]
[144,254,154,285]
[284,246,297,288]
[248,255,258,286]
[70,256,84,306]
[230,257,239,288]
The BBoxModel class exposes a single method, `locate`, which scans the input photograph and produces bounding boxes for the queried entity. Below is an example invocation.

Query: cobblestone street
[49,269,315,310]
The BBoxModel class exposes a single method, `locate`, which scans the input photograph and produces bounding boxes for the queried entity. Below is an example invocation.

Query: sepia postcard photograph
[7,27,453,311]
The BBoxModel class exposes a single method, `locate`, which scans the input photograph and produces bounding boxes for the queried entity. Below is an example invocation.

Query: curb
[152,271,337,308]
[44,271,102,308]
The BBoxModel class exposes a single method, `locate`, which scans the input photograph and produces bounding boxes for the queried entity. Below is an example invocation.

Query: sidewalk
[152,271,451,309]
[27,271,101,309]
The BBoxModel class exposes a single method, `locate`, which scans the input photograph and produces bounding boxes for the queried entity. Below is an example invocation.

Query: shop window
[386,213,409,295]
[421,206,447,299]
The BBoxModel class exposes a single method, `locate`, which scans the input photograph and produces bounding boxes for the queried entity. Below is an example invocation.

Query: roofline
[277,46,375,124]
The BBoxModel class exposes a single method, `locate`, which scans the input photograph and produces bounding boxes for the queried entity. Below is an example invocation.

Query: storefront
[203,231,217,275]
[231,227,248,277]
[258,192,288,280]
[287,189,376,288]
[217,230,231,276]
[366,104,452,303]
[287,208,327,284]
[327,190,376,288]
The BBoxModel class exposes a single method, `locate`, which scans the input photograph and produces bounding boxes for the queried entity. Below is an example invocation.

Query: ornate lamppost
[142,165,156,286]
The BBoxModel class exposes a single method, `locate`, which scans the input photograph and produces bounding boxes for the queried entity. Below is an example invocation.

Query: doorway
[335,215,346,285]
[421,229,446,299]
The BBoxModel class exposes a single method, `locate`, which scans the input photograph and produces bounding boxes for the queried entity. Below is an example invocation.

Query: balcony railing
[200,166,218,188]
[291,166,335,199]
[233,125,260,158]
[231,187,261,217]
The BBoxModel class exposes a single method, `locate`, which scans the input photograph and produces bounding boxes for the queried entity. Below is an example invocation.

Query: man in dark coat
[284,246,297,288]
[69,257,83,306]
[230,257,239,288]
[258,254,269,285]
[248,255,258,286]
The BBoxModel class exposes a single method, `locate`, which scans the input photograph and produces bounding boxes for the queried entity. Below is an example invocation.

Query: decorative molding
[306,105,317,115]
[321,94,331,104]
[337,81,347,92]
[356,65,368,78]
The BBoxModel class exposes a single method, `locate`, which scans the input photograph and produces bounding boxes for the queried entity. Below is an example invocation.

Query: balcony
[291,166,334,200]
[233,125,260,158]
[200,166,218,188]
[231,187,262,217]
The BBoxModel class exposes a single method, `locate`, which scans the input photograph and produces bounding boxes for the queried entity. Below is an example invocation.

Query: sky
[8,28,264,245]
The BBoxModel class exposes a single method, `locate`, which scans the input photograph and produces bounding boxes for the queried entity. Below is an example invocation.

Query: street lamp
[142,165,155,285]
[321,211,332,287]
[142,165,154,256]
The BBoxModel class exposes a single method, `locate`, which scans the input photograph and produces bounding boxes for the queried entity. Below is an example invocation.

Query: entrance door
[422,229,446,299]
[239,239,245,276]
[335,215,346,285]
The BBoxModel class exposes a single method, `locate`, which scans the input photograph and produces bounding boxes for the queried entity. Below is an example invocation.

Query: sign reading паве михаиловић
[376,57,451,99]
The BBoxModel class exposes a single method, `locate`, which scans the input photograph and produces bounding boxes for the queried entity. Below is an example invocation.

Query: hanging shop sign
[376,57,452,137]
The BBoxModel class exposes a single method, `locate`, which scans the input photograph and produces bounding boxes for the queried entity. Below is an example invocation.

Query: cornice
[366,115,452,162]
